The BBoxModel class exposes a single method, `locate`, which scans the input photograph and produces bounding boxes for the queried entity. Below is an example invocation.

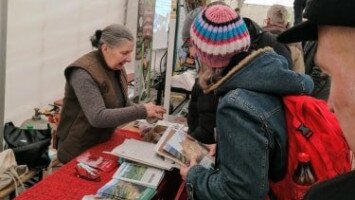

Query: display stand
[164,0,192,116]
[0,0,7,151]
[133,0,156,103]
[163,18,176,117]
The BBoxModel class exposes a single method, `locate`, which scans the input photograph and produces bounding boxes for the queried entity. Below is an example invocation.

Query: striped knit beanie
[190,4,250,68]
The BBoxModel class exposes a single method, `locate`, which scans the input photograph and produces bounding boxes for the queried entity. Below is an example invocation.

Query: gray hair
[90,24,134,49]
[207,1,227,7]
[267,4,289,26]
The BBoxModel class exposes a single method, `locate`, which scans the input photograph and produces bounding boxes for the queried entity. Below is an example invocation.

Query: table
[15,129,183,200]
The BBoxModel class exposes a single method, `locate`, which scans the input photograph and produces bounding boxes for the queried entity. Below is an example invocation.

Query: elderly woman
[180,5,313,199]
[57,24,165,163]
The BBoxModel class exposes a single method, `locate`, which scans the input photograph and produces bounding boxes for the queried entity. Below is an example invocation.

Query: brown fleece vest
[57,51,128,163]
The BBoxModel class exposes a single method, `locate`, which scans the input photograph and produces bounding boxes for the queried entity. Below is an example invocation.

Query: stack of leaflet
[96,162,165,200]
[110,120,183,170]
[97,179,155,200]
[111,139,178,170]
[113,162,165,188]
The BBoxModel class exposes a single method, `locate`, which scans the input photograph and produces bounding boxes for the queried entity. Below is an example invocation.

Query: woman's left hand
[180,156,198,180]
[144,102,166,118]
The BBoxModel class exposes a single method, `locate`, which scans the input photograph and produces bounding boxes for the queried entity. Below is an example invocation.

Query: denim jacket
[186,48,314,200]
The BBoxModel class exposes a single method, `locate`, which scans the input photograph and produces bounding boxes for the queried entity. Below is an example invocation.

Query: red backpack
[270,95,352,200]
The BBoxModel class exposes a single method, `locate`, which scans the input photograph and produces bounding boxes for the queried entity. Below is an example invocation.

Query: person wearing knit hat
[183,6,218,145]
[180,4,314,199]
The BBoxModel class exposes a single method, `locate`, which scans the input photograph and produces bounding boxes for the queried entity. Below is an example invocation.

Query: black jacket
[244,17,293,69]
[304,41,330,100]
[304,170,355,200]
[187,79,217,144]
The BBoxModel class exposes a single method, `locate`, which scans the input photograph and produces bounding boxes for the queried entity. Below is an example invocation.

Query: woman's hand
[180,156,198,180]
[144,102,166,119]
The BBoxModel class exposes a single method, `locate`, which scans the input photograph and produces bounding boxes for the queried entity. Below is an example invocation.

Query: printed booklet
[97,179,156,200]
[76,152,118,172]
[110,139,178,170]
[140,120,184,144]
[113,162,165,189]
[155,128,215,169]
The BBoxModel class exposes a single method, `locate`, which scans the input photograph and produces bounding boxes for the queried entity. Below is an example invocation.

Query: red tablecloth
[15,129,182,200]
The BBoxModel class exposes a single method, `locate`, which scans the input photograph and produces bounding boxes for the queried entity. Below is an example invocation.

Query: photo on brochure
[155,128,215,169]
[97,179,156,200]
[113,162,165,189]
[141,120,184,144]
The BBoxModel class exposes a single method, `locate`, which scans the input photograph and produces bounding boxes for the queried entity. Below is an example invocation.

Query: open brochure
[140,120,185,144]
[111,139,179,170]
[113,162,165,189]
[97,179,156,200]
[155,128,215,169]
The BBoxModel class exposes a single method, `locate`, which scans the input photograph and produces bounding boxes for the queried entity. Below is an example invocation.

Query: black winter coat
[187,79,217,144]
[244,17,293,68]
[303,41,330,100]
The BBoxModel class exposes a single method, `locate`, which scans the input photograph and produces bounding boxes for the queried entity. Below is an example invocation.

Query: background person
[303,41,330,100]
[263,4,305,73]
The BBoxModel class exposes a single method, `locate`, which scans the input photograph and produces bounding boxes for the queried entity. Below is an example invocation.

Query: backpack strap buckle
[297,124,313,139]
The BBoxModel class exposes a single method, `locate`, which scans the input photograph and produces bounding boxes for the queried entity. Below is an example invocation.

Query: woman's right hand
[144,102,166,119]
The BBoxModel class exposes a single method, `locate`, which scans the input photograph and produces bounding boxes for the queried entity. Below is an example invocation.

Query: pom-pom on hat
[190,4,250,68]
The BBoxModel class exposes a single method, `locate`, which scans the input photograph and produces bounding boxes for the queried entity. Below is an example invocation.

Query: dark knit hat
[190,4,250,68]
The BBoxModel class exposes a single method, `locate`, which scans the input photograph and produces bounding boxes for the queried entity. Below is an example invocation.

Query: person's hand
[204,143,216,157]
[144,102,166,119]
[180,156,198,180]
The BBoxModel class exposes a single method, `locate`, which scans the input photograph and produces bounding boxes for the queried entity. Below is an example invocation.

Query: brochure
[97,179,156,200]
[155,128,215,169]
[113,162,165,189]
[110,139,178,170]
[76,152,118,172]
[141,120,184,144]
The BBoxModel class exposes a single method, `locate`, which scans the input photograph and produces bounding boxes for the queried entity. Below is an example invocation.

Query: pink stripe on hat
[190,4,250,69]
[205,5,238,24]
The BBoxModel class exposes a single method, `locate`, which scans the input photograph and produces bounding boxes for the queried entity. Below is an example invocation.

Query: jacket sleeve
[69,68,147,128]
[186,93,271,199]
